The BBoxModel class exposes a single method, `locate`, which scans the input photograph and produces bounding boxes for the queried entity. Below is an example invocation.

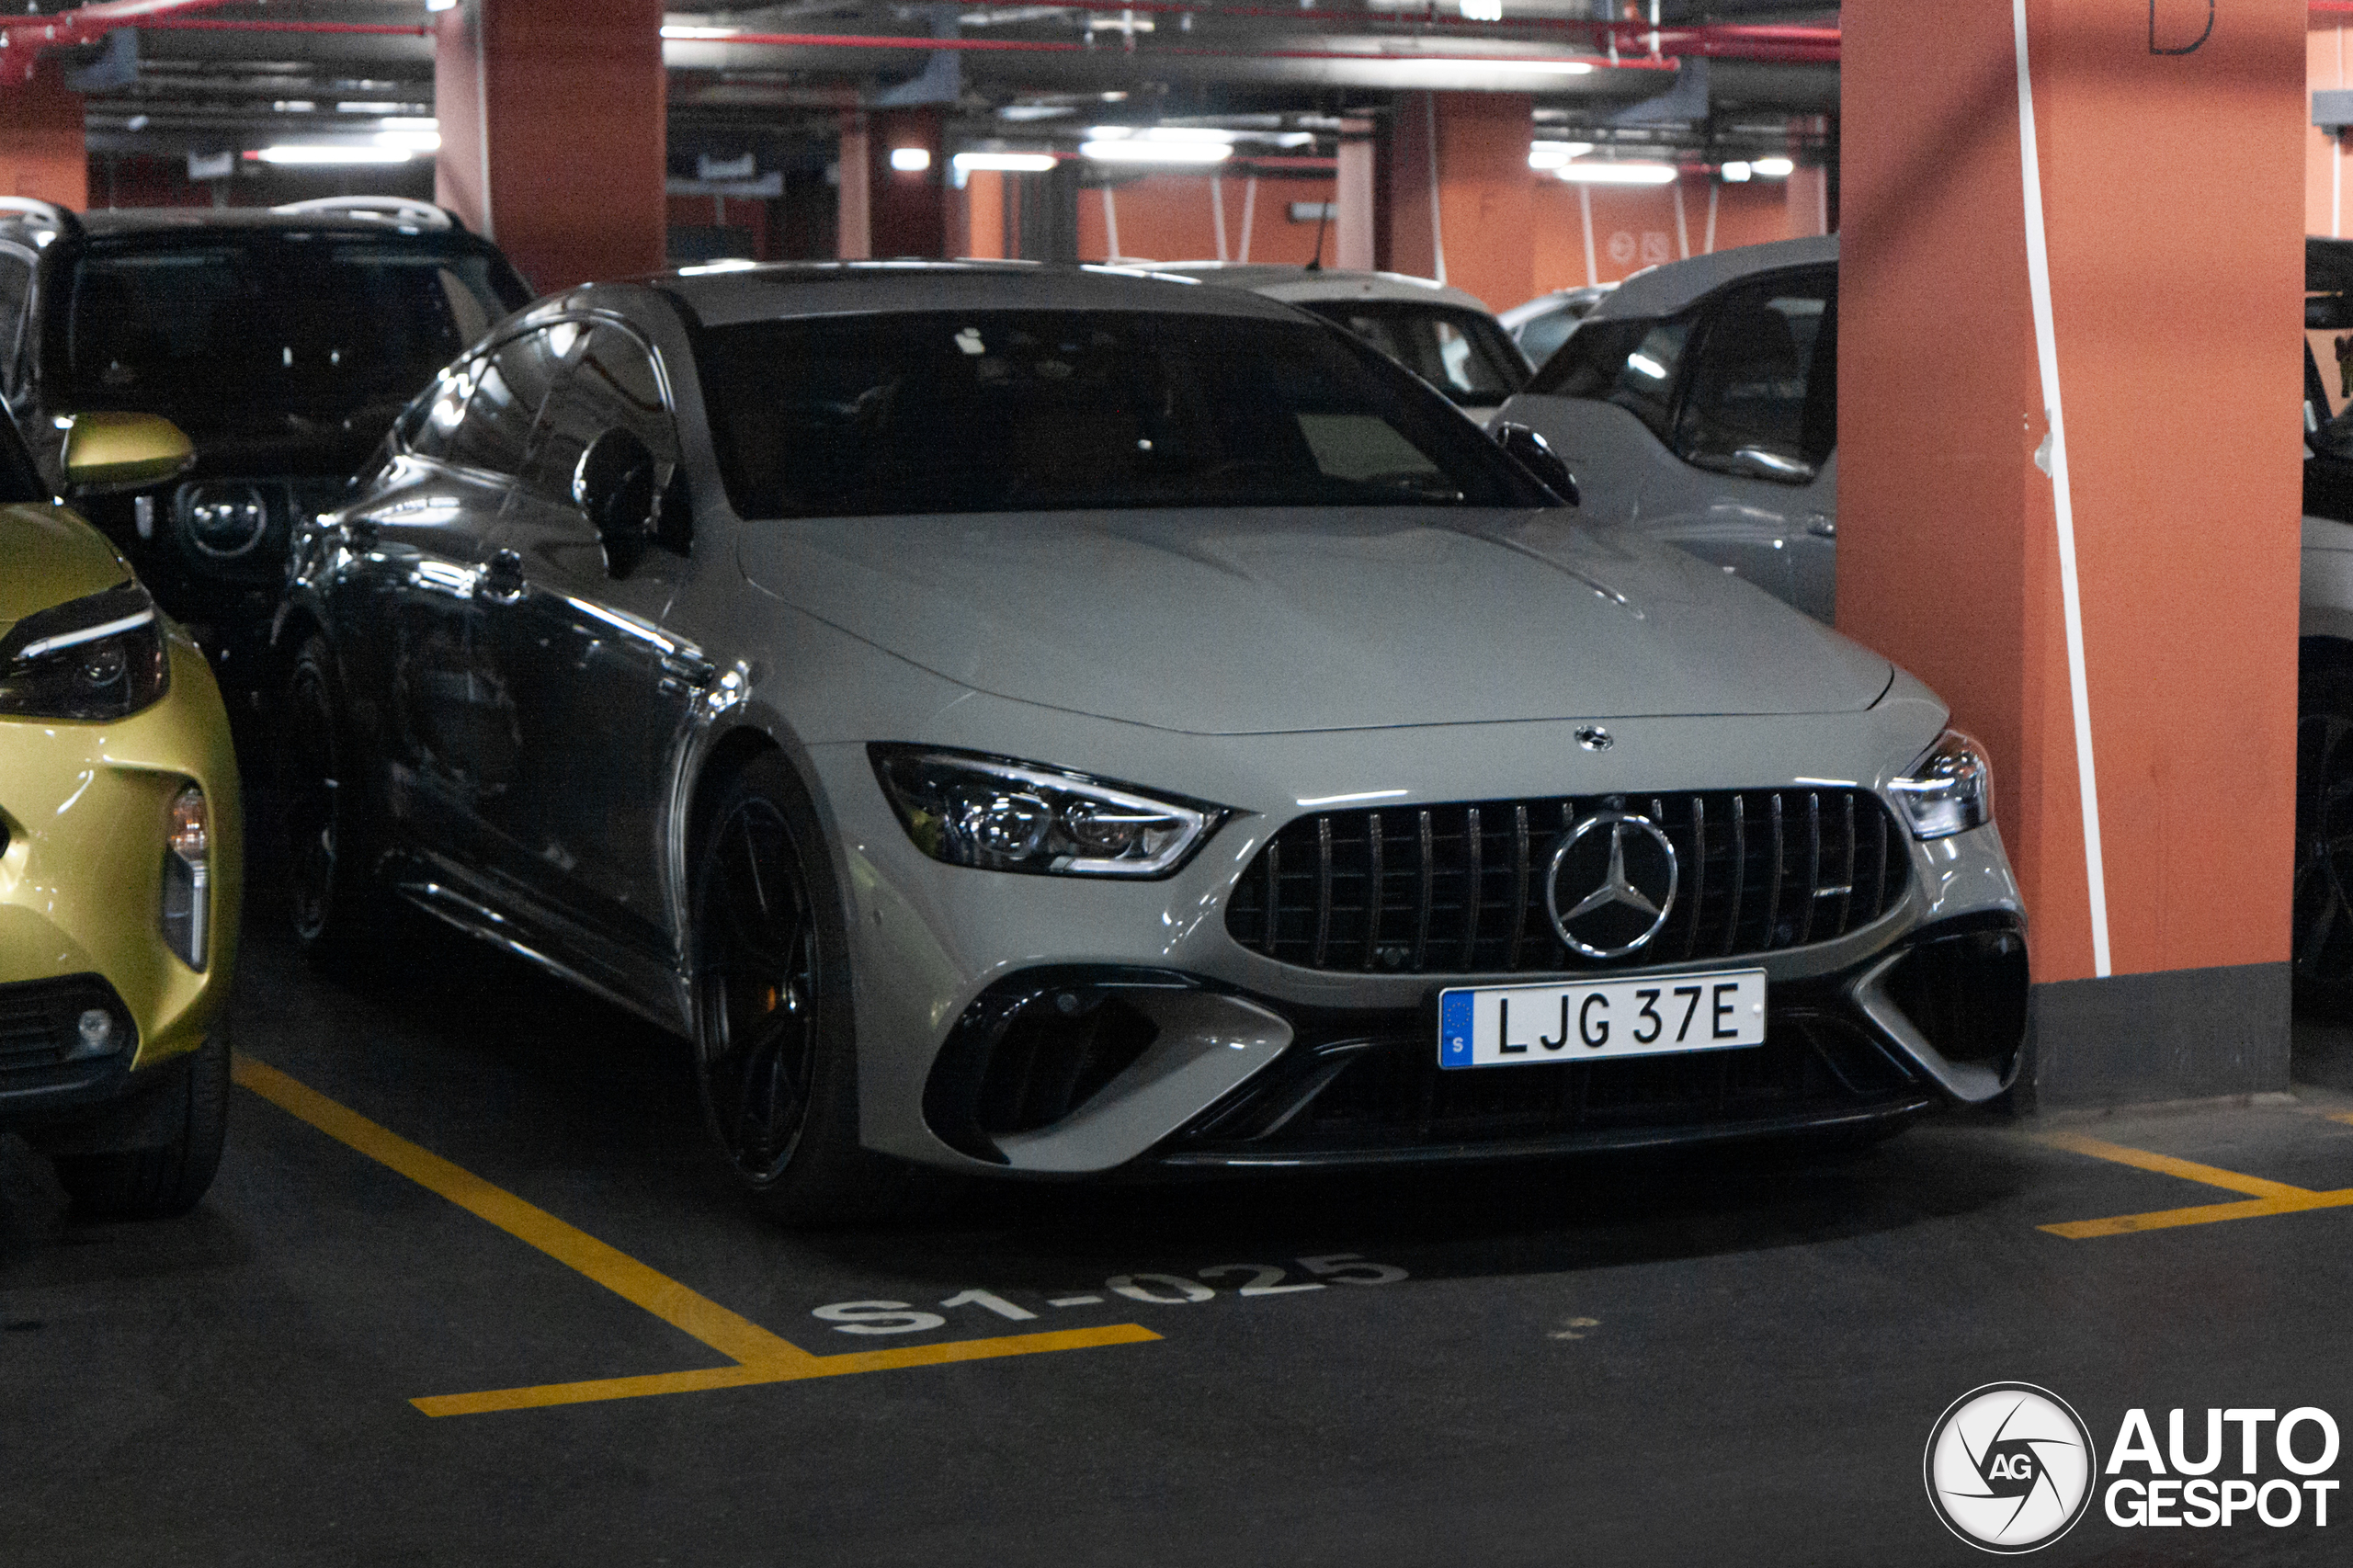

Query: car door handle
[481,549,527,602]
[1804,514,1836,540]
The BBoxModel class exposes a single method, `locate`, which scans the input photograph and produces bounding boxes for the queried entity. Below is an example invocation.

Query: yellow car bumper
[0,630,243,1095]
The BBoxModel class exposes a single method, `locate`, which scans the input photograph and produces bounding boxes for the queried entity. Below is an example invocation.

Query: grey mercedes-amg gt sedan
[276,261,2027,1221]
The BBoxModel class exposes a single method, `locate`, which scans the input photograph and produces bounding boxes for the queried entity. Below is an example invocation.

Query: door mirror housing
[61,411,196,493]
[573,427,658,578]
[1489,421,1578,506]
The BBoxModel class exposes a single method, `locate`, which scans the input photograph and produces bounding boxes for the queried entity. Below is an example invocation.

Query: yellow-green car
[0,410,241,1217]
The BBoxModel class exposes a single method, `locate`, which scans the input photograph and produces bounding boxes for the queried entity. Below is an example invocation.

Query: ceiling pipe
[0,0,244,81]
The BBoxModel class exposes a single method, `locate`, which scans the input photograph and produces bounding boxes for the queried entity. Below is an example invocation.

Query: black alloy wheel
[695,790,822,1181]
[688,756,883,1220]
[2296,663,2353,1011]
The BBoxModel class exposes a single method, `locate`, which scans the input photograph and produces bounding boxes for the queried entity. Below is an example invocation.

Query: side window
[521,323,678,507]
[1671,271,1836,482]
[444,326,568,477]
[1522,312,1694,443]
[0,251,33,397]
[397,361,472,460]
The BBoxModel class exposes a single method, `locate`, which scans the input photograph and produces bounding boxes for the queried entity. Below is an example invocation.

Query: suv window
[59,237,523,413]
[446,326,569,477]
[521,323,676,506]
[1672,272,1836,481]
[0,249,31,399]
[1524,312,1695,443]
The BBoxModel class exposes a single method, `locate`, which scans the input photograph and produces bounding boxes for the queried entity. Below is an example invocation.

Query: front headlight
[0,580,171,722]
[870,745,1228,878]
[1890,729,1993,840]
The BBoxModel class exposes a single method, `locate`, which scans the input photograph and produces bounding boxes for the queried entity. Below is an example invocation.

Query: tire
[2297,663,2353,1015]
[52,1025,230,1220]
[281,634,394,969]
[689,754,902,1224]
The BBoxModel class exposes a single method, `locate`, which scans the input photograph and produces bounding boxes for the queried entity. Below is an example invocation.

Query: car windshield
[0,401,41,503]
[1294,301,1528,404]
[61,237,523,412]
[692,308,1550,518]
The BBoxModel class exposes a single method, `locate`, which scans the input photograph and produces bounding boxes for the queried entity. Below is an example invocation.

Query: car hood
[0,503,133,631]
[736,509,1893,734]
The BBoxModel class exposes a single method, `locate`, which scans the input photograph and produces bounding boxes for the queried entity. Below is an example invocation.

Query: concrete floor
[11,889,2353,1565]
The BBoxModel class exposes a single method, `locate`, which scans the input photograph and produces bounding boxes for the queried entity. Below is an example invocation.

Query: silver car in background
[278,262,2026,1221]
[1162,263,1532,423]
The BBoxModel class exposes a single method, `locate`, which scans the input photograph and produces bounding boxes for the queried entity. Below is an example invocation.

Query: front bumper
[803,704,2026,1177]
[920,915,2023,1172]
[0,631,243,1129]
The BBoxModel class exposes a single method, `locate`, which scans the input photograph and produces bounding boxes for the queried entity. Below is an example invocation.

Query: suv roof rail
[270,196,459,231]
[0,196,84,244]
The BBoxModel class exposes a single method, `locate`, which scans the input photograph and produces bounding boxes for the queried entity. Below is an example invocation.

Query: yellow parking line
[2034,1129,2353,1239]
[2035,1131,2313,1200]
[414,1325,1162,1417]
[231,1052,1160,1415]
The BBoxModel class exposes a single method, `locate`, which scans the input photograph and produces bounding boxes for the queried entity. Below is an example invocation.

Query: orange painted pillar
[433,0,666,292]
[1381,92,1531,308]
[0,60,87,209]
[1840,0,2302,1104]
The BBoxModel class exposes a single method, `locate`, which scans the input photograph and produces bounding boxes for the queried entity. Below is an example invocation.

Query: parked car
[277,261,2026,1221]
[0,402,241,1217]
[1160,263,1532,422]
[1494,235,1839,619]
[1500,233,2353,1014]
[1500,282,1616,369]
[0,196,532,688]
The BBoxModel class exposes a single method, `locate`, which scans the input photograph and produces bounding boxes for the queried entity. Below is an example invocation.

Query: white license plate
[1437,970,1767,1070]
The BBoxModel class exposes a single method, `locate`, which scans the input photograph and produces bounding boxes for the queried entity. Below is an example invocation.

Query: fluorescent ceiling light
[1401,58,1595,78]
[1721,160,1752,182]
[253,145,413,165]
[1080,140,1233,165]
[1459,0,1503,17]
[662,24,739,39]
[1753,156,1795,178]
[889,146,932,172]
[425,0,457,11]
[1554,161,1677,186]
[374,130,441,153]
[1529,140,1595,170]
[953,152,1058,173]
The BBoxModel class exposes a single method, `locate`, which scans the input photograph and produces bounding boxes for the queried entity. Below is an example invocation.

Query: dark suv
[0,198,531,686]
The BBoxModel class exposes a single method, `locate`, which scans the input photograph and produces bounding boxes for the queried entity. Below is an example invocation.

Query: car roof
[1497,284,1613,328]
[645,259,1312,327]
[1586,233,1839,322]
[0,206,494,249]
[1155,261,1496,314]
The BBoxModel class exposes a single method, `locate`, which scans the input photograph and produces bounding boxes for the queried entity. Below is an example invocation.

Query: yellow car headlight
[0,581,171,722]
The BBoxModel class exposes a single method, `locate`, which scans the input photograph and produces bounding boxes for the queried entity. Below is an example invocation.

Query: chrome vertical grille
[1225,789,1910,975]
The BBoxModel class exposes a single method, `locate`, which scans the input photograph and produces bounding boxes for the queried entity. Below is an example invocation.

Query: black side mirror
[574,427,658,577]
[1490,422,1578,507]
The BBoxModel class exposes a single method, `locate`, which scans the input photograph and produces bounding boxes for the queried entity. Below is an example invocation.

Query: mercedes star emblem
[1545,810,1679,959]
[1575,726,1613,752]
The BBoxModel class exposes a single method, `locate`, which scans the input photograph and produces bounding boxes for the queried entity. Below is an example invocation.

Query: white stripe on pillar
[1705,182,1718,254]
[1579,183,1597,285]
[2013,0,2114,977]
[1101,185,1120,260]
[1211,175,1228,263]
[1673,178,1689,259]
[1239,175,1256,262]
[1425,94,1447,284]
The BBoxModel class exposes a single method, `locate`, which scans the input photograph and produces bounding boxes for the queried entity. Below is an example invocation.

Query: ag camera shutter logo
[1924,1383,2098,1552]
